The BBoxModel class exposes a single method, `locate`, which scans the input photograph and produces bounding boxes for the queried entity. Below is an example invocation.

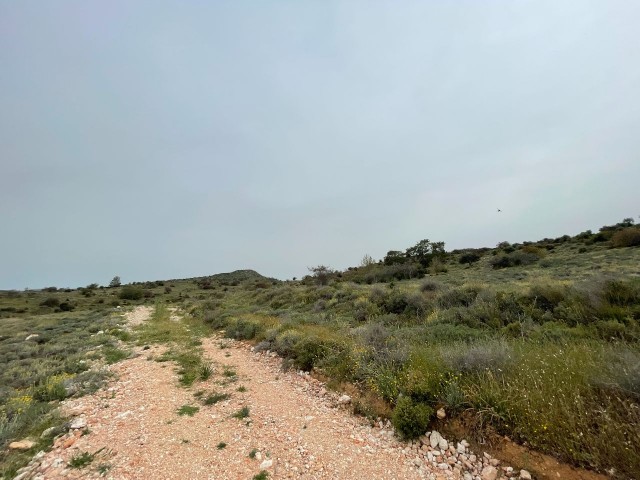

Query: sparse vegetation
[177,405,199,416]
[68,448,104,469]
[1,219,639,478]
[203,392,230,405]
[232,406,250,419]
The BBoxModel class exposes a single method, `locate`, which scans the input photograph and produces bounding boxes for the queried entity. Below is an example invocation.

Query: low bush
[490,249,542,269]
[459,252,481,264]
[611,227,640,247]
[437,286,482,309]
[40,297,60,308]
[225,317,263,340]
[391,396,433,439]
[119,286,144,300]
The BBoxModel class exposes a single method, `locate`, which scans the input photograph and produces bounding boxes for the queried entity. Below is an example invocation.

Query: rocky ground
[11,307,533,480]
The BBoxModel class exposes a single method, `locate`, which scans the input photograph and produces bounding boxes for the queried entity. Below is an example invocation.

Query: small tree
[360,254,375,267]
[383,250,407,265]
[109,276,121,288]
[308,265,334,286]
[405,239,446,267]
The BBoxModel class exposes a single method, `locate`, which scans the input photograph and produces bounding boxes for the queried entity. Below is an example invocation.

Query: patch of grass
[177,405,199,417]
[69,448,103,469]
[216,441,227,449]
[237,386,247,392]
[203,392,230,405]
[232,406,250,419]
[253,471,269,480]
[136,304,211,387]
[102,345,129,364]
[222,366,237,377]
[199,363,214,380]
[248,448,258,459]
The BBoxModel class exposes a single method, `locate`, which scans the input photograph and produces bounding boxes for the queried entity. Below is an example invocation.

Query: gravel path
[24,307,452,480]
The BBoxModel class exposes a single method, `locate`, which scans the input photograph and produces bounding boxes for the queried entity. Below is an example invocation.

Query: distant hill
[205,269,274,283]
[184,269,278,289]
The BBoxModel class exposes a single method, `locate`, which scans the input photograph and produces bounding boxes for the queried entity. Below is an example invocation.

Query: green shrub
[437,286,482,308]
[602,279,639,306]
[58,302,74,312]
[490,250,540,269]
[528,283,567,312]
[391,396,433,439]
[33,376,68,402]
[291,334,343,371]
[225,317,262,340]
[119,286,144,300]
[40,297,60,308]
[611,227,640,247]
[273,330,303,357]
[459,252,481,264]
[420,279,440,292]
[401,350,450,402]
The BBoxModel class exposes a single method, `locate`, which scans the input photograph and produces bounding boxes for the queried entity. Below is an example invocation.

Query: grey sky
[1,1,639,289]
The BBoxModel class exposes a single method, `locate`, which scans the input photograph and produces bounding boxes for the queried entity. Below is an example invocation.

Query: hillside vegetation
[1,218,639,478]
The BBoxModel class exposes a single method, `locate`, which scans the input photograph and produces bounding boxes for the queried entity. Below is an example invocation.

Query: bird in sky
[497,208,502,212]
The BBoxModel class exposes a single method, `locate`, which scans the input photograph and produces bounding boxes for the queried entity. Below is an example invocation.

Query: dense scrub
[189,234,640,478]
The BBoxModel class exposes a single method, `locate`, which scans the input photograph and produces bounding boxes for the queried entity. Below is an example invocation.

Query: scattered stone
[338,395,351,405]
[260,459,273,469]
[456,442,466,454]
[436,407,446,419]
[9,440,35,450]
[481,465,498,480]
[25,334,39,341]
[430,431,442,448]
[519,470,532,480]
[63,436,77,449]
[69,417,87,429]
[438,438,448,451]
[52,458,64,468]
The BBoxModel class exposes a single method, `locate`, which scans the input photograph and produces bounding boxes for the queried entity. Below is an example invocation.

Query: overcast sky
[1,1,639,289]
